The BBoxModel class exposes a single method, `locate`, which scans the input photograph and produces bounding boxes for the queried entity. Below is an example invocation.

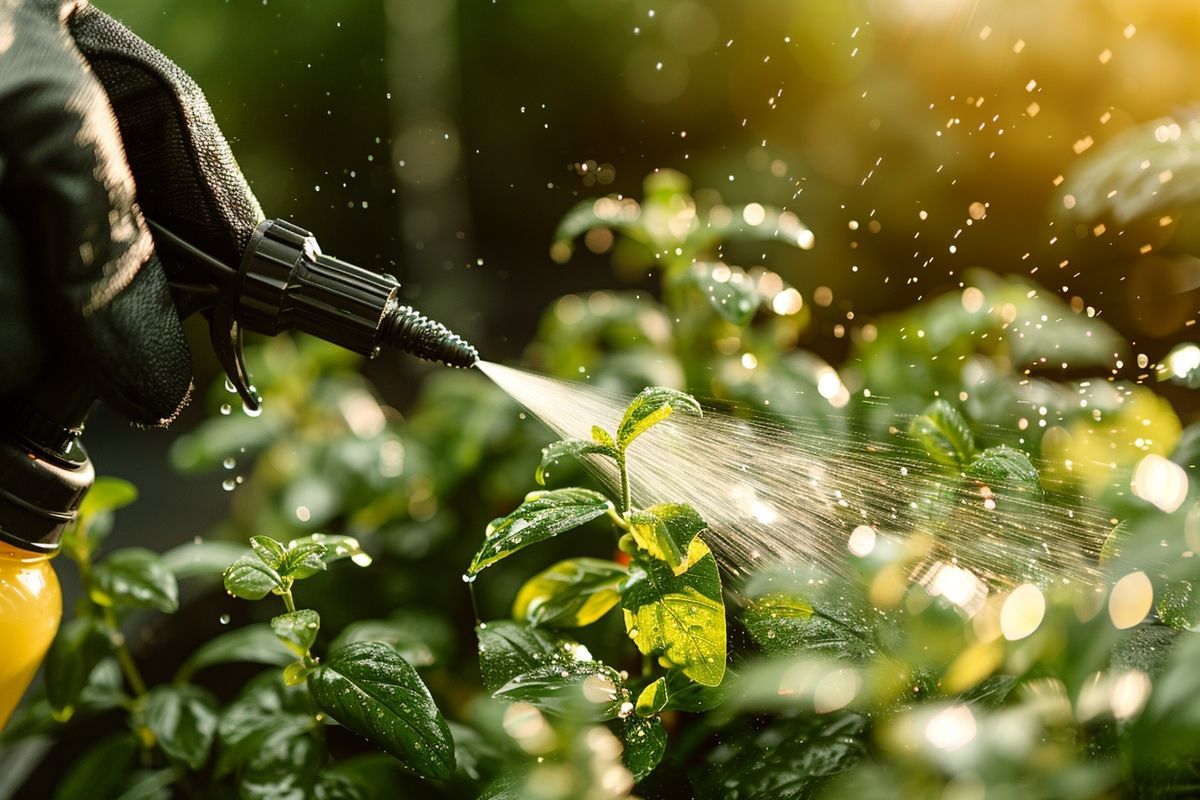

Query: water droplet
[219,614,231,625]
[243,402,263,418]
[223,457,236,470]
[462,573,477,583]
[222,479,237,492]
[219,403,232,415]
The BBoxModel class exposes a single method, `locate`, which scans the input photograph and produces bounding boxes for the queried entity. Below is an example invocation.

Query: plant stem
[618,453,632,514]
[281,586,297,614]
[103,606,148,697]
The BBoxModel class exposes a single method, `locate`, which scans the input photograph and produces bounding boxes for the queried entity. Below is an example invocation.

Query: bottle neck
[0,374,96,554]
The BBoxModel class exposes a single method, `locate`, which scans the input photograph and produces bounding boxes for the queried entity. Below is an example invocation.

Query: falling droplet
[222,479,236,492]
[462,573,477,583]
[219,403,232,415]
[223,457,236,470]
[219,614,231,625]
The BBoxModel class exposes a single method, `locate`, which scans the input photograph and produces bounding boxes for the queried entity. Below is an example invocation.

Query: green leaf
[282,542,328,579]
[622,538,727,686]
[52,733,137,800]
[965,445,1043,496]
[161,540,248,580]
[696,715,867,799]
[250,536,287,570]
[493,660,626,720]
[331,611,455,669]
[692,262,761,325]
[618,387,702,451]
[664,669,727,712]
[223,552,286,600]
[635,677,668,717]
[90,548,179,613]
[908,399,976,468]
[238,733,323,800]
[116,769,177,800]
[741,593,874,662]
[143,684,218,769]
[469,488,614,575]
[44,616,112,718]
[621,715,667,782]
[513,557,627,627]
[476,620,592,692]
[592,426,616,448]
[177,624,293,681]
[79,477,139,519]
[288,533,372,571]
[272,610,320,657]
[535,438,618,486]
[217,673,314,776]
[310,642,455,780]
[629,503,706,575]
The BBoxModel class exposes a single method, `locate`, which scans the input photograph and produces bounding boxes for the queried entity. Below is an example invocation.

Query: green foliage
[468,488,614,575]
[512,558,626,627]
[310,642,456,780]
[908,400,976,468]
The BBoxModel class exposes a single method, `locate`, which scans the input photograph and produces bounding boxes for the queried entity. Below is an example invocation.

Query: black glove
[0,0,264,426]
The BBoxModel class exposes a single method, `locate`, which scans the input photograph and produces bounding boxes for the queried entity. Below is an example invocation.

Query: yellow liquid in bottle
[0,543,61,730]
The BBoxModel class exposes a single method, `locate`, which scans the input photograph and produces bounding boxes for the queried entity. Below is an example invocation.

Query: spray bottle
[0,218,479,728]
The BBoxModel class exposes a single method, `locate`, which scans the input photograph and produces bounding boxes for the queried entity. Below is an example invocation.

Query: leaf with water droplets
[635,677,668,717]
[224,552,286,600]
[287,533,372,574]
[90,548,179,613]
[271,610,320,657]
[217,673,314,777]
[513,558,627,628]
[618,387,702,452]
[742,592,874,663]
[691,261,762,326]
[250,536,287,570]
[909,399,976,468]
[281,543,328,580]
[492,661,625,720]
[592,426,616,448]
[621,715,667,782]
[629,503,707,575]
[965,445,1042,496]
[622,538,726,686]
[477,620,590,692]
[469,488,614,575]
[535,438,618,486]
[310,642,455,780]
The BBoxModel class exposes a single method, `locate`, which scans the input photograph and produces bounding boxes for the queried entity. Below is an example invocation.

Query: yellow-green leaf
[622,538,726,686]
[617,387,702,451]
[513,558,626,627]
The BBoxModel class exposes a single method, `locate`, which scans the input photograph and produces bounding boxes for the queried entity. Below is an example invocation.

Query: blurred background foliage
[8,0,1200,797]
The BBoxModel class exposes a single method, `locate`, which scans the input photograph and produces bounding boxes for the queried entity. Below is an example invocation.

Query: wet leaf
[476,620,590,692]
[288,533,371,573]
[223,552,285,600]
[310,642,455,780]
[272,610,320,657]
[742,593,874,662]
[177,625,292,681]
[492,660,626,720]
[217,673,313,776]
[250,536,287,570]
[965,445,1042,496]
[512,557,626,628]
[635,677,668,717]
[628,503,706,575]
[909,399,976,468]
[618,386,702,451]
[143,684,218,769]
[282,542,328,580]
[90,548,179,613]
[468,488,614,575]
[622,538,726,686]
[535,438,618,485]
[621,715,667,782]
[692,262,761,326]
[45,616,111,717]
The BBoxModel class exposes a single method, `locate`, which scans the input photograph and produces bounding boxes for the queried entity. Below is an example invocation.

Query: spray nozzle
[153,218,478,409]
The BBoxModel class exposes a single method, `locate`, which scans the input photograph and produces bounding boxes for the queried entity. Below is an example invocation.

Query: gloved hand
[0,0,264,425]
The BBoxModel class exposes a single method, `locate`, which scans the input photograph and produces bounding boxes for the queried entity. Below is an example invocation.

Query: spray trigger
[208,302,262,411]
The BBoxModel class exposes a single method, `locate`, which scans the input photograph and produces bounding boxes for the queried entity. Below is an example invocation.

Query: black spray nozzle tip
[380,304,479,368]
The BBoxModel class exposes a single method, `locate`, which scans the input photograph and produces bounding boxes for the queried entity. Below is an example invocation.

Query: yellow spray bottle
[0,388,93,731]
